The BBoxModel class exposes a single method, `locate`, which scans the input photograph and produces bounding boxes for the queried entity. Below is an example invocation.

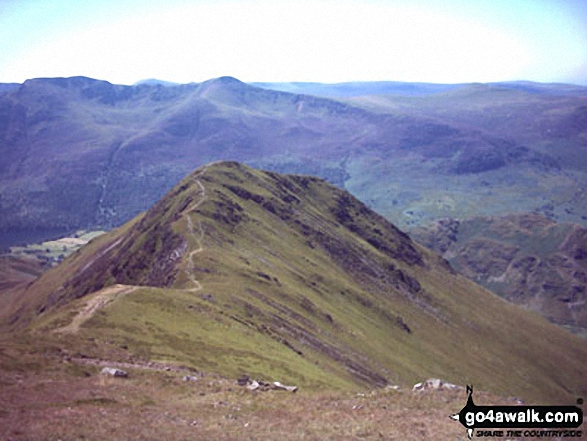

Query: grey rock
[101,367,129,378]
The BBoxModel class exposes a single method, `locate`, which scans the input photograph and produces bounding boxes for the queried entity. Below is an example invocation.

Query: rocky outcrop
[412,213,587,333]
[237,375,298,393]
[412,378,460,391]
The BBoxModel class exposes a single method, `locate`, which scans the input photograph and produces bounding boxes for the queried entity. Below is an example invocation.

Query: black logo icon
[450,385,583,440]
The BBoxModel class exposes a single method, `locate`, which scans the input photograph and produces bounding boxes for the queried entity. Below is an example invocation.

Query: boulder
[237,375,298,392]
[272,381,298,393]
[237,374,250,386]
[101,367,129,378]
[246,380,260,391]
[413,378,459,391]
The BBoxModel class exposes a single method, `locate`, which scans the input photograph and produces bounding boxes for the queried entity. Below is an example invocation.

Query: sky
[1,0,587,85]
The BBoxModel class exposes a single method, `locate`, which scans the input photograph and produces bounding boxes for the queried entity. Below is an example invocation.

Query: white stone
[101,367,128,378]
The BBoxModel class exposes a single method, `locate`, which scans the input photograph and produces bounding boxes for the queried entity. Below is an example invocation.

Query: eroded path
[184,176,207,292]
[55,168,209,333]
[55,284,137,334]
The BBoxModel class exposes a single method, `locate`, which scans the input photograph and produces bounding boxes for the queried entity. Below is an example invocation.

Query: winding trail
[55,284,137,334]
[184,174,207,292]
[56,167,210,334]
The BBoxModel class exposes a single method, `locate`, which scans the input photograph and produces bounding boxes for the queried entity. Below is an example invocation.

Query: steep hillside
[412,213,587,336]
[2,76,587,247]
[0,255,44,311]
[7,162,586,404]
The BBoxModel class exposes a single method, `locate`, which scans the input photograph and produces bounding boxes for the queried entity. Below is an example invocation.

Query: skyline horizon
[1,1,586,87]
[3,74,587,88]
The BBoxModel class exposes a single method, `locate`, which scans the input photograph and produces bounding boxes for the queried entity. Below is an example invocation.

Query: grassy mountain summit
[6,162,585,404]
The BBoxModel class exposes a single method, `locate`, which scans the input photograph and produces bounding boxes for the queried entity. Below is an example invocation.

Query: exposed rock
[411,213,587,332]
[237,375,298,393]
[412,378,459,391]
[101,367,129,378]
[396,316,412,334]
[273,381,298,393]
[246,380,260,391]
[237,374,250,386]
[201,293,215,302]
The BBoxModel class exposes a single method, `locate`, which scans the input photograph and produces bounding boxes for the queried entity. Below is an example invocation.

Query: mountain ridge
[2,75,587,249]
[6,162,586,404]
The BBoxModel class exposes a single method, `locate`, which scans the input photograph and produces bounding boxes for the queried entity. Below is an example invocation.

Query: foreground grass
[0,349,478,441]
[2,339,572,441]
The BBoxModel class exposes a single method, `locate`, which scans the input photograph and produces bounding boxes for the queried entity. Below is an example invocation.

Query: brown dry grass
[2,348,569,441]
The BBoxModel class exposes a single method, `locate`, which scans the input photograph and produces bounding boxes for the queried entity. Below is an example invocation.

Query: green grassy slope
[6,162,587,404]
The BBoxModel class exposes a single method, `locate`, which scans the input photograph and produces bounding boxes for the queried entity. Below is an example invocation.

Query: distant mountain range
[5,162,585,403]
[253,80,587,97]
[135,78,587,97]
[1,75,587,250]
[3,75,587,335]
[2,78,587,438]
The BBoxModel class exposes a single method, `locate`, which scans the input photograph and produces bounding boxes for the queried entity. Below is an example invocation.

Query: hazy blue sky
[1,0,586,85]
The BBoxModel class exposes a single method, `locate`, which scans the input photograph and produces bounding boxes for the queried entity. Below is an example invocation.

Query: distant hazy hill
[133,78,182,87]
[1,75,587,248]
[250,81,462,97]
[6,162,585,403]
[253,80,587,98]
[0,83,19,93]
[412,213,587,336]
